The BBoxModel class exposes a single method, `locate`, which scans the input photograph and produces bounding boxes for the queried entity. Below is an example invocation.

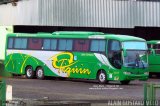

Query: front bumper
[122,74,149,81]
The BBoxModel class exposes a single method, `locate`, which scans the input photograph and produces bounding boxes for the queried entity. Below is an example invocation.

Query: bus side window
[8,38,14,49]
[43,39,57,50]
[28,38,42,50]
[14,38,27,49]
[90,40,105,52]
[58,39,73,51]
[155,44,160,54]
[43,39,50,50]
[51,39,57,50]
[74,40,89,52]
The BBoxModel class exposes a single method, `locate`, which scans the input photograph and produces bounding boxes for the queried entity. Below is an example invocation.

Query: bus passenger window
[155,44,160,54]
[43,39,57,50]
[74,40,89,51]
[28,38,42,50]
[14,38,27,49]
[90,40,105,52]
[108,40,122,69]
[58,39,73,51]
[51,39,57,50]
[8,38,14,49]
[43,39,50,50]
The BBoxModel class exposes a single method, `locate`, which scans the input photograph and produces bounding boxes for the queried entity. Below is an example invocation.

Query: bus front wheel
[97,70,108,84]
[36,67,44,80]
[25,66,34,79]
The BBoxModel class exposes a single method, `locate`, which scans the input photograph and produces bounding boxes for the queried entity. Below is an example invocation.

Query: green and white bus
[5,31,149,84]
[147,40,160,77]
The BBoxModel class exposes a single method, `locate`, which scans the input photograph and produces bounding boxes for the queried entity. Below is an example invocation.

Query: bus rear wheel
[97,70,108,84]
[120,80,130,85]
[26,66,34,79]
[36,67,44,80]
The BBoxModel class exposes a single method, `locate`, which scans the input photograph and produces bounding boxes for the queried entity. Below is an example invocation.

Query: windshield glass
[123,41,147,50]
[122,41,148,68]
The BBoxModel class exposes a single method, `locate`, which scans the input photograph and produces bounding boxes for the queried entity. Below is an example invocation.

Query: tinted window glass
[90,40,105,52]
[58,39,66,50]
[91,40,99,51]
[28,38,42,50]
[74,40,89,51]
[157,44,160,49]
[110,40,120,51]
[154,44,160,54]
[58,39,73,50]
[14,38,27,49]
[99,40,106,52]
[66,40,73,50]
[51,39,57,50]
[43,39,50,50]
[8,38,13,49]
[43,39,57,50]
[153,45,157,49]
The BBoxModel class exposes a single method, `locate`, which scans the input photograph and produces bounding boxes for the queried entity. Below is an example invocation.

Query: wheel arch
[96,69,107,79]
[25,65,33,73]
[35,66,43,72]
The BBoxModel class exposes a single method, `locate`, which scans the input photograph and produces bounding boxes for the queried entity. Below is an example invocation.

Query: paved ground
[6,76,160,102]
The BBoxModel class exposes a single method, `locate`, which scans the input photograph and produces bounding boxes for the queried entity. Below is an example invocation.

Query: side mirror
[123,49,127,57]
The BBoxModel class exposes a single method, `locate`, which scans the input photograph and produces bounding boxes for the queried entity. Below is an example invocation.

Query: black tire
[36,67,44,80]
[25,66,34,79]
[120,80,130,85]
[149,72,152,78]
[157,73,160,78]
[97,70,108,84]
[58,77,66,80]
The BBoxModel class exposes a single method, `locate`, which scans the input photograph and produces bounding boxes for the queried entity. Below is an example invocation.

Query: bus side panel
[5,54,20,74]
[59,52,96,79]
[148,54,160,73]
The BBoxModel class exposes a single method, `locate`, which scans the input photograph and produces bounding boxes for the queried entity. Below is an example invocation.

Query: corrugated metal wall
[39,0,134,28]
[0,0,160,28]
[0,0,39,25]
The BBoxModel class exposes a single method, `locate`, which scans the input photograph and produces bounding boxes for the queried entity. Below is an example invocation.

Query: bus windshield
[123,41,147,50]
[122,41,148,68]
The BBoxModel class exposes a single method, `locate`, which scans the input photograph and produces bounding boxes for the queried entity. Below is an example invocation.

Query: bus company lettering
[49,52,91,76]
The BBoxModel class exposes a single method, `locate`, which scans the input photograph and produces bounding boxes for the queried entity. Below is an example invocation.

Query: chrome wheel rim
[27,68,32,77]
[99,72,106,82]
[37,69,43,78]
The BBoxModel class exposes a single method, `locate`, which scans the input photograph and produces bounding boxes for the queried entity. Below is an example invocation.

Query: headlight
[123,72,131,75]
[144,72,149,75]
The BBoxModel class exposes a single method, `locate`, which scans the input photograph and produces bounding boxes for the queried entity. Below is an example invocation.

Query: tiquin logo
[49,52,91,77]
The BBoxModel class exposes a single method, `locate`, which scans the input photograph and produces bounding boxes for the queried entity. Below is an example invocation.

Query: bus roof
[7,31,146,42]
[102,34,146,42]
[52,31,104,35]
[147,40,160,44]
